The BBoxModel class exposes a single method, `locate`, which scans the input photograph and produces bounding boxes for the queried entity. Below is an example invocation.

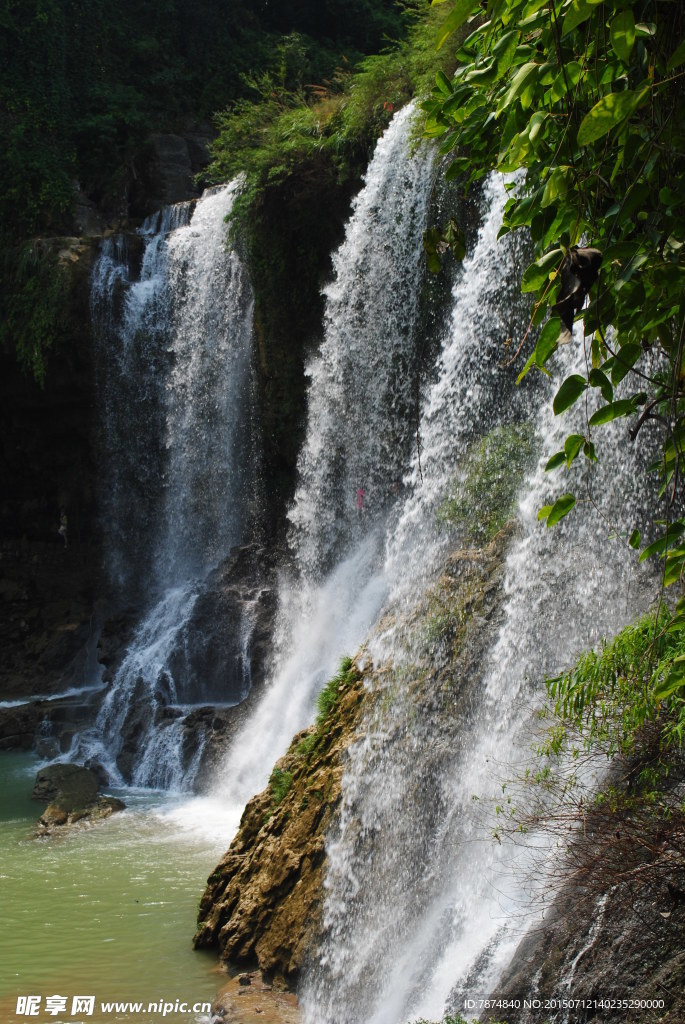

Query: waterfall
[80,182,256,789]
[209,102,436,831]
[300,174,658,1023]
[289,101,435,577]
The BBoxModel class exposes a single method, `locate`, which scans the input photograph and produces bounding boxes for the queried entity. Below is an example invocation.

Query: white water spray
[301,174,658,1024]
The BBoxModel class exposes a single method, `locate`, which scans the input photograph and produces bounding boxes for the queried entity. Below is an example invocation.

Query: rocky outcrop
[0,540,101,704]
[194,527,516,987]
[167,545,277,707]
[211,971,301,1024]
[194,665,369,983]
[31,762,125,834]
[485,786,685,1023]
[101,543,279,789]
[128,129,212,220]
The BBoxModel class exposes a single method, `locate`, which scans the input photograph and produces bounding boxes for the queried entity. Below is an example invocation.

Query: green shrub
[269,767,294,806]
[206,3,455,192]
[316,655,357,726]
[0,242,69,386]
[545,611,685,758]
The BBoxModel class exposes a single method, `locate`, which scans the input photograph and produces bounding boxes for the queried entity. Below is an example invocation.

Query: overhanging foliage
[425,0,685,666]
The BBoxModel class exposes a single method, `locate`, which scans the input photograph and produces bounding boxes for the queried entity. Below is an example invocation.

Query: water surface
[0,752,227,1023]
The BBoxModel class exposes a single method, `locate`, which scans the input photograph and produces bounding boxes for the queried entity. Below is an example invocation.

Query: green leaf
[562,0,602,37]
[445,219,466,261]
[609,343,641,384]
[516,349,537,385]
[639,523,685,563]
[496,62,539,113]
[663,553,685,587]
[436,70,453,96]
[541,166,572,208]
[654,664,685,701]
[492,30,519,75]
[545,451,566,471]
[577,90,645,147]
[537,504,553,521]
[588,368,613,403]
[522,249,562,293]
[610,10,636,63]
[535,316,561,366]
[628,529,641,550]
[437,0,479,49]
[588,398,635,426]
[564,434,585,467]
[546,493,576,527]
[426,252,441,274]
[553,374,587,415]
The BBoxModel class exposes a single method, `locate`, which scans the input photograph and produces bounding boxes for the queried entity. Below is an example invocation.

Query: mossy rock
[438,421,536,543]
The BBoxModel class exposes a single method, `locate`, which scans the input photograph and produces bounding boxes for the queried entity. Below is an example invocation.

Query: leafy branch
[423,0,685,653]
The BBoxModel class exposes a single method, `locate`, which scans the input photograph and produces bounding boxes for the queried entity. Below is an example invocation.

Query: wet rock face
[96,543,279,789]
[212,971,302,1024]
[193,529,516,988]
[129,130,211,218]
[488,808,685,1024]
[166,545,278,706]
[32,762,99,805]
[194,674,369,984]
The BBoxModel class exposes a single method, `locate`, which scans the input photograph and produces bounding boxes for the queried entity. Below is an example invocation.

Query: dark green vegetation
[208,3,454,505]
[427,0,685,725]
[4,243,69,386]
[316,656,359,726]
[438,422,536,542]
[492,613,685,919]
[206,3,454,189]
[268,766,294,807]
[548,611,685,754]
[267,657,359,812]
[0,0,408,382]
[1,0,406,238]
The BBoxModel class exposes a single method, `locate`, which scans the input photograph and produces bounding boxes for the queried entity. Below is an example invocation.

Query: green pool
[0,752,230,1024]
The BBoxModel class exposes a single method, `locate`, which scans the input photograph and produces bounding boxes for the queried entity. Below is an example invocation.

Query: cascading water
[91,202,191,597]
[289,101,435,577]
[300,174,658,1024]
[80,182,256,789]
[208,102,437,831]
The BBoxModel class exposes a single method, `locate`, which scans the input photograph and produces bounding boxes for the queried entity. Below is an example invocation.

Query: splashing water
[289,101,435,577]
[300,174,658,1024]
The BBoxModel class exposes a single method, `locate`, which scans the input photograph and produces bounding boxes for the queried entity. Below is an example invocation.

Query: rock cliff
[194,663,369,982]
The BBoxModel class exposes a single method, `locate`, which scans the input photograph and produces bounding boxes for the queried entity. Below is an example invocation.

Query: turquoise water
[0,752,229,1024]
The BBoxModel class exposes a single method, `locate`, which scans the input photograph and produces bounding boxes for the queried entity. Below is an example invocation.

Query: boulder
[31,762,125,836]
[32,762,99,808]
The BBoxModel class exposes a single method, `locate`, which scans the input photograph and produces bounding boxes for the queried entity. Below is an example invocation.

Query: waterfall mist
[81,101,659,1018]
